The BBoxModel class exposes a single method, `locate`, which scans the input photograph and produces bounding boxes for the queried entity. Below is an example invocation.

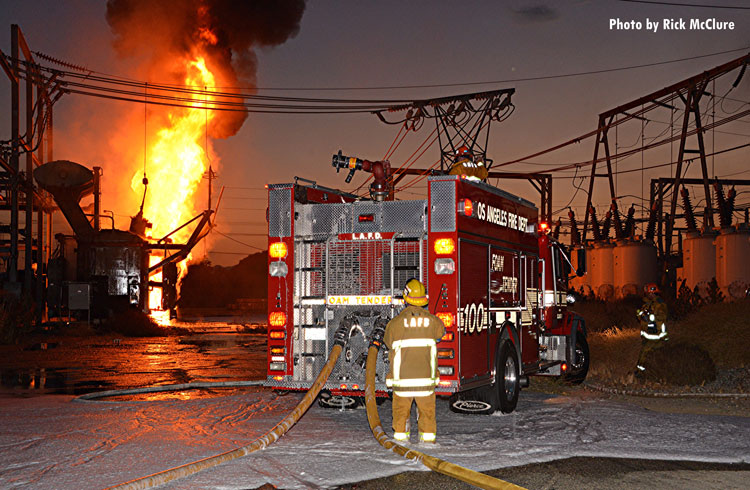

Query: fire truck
[264,160,589,415]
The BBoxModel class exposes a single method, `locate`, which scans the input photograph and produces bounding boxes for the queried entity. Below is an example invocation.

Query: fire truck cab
[265,174,588,414]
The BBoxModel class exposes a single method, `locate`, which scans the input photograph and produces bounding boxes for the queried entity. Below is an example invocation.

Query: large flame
[132,55,218,322]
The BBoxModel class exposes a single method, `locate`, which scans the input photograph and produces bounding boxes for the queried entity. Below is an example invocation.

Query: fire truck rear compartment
[291,200,428,392]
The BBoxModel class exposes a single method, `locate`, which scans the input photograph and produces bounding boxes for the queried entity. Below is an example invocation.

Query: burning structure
[35,159,211,318]
[1,3,307,323]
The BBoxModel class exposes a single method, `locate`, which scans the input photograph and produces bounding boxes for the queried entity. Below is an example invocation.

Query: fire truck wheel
[318,395,360,409]
[498,340,520,414]
[563,333,589,385]
[448,388,497,415]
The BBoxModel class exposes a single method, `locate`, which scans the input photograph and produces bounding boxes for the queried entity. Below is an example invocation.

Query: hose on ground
[364,343,527,490]
[75,380,267,403]
[106,344,343,490]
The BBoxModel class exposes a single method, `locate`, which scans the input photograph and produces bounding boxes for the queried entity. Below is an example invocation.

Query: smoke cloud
[106,0,306,137]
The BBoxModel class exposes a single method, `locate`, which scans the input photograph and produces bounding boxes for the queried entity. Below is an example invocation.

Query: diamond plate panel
[430,180,456,232]
[381,200,426,232]
[268,186,292,237]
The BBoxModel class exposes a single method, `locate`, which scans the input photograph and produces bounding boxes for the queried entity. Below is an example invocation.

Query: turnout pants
[392,392,436,441]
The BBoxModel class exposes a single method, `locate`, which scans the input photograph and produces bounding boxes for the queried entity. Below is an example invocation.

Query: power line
[222,46,750,91]
[16,46,750,96]
[616,0,750,9]
[213,230,264,251]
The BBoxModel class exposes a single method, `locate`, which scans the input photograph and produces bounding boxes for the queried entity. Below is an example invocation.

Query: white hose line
[74,381,267,403]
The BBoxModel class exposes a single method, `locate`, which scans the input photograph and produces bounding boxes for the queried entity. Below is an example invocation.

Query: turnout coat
[383,305,445,396]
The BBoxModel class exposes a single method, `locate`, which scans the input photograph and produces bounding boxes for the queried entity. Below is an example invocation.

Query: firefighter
[635,283,668,377]
[448,145,488,182]
[379,279,445,443]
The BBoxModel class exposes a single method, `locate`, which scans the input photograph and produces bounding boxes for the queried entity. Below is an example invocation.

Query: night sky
[2,1,749,265]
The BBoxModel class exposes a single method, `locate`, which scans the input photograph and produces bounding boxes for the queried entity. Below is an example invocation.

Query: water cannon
[332,150,364,183]
[332,150,392,201]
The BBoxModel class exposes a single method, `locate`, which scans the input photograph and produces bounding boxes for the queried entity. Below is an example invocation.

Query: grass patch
[642,342,716,386]
[583,298,750,387]
[568,296,642,333]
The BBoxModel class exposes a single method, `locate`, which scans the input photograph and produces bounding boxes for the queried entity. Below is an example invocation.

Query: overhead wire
[44,45,744,92]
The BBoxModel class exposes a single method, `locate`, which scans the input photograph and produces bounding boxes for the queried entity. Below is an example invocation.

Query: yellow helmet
[403,278,428,306]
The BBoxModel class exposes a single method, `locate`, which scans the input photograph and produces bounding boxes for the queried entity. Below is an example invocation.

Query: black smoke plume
[106,0,306,137]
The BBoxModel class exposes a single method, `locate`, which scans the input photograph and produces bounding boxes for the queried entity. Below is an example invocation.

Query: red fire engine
[265,161,588,415]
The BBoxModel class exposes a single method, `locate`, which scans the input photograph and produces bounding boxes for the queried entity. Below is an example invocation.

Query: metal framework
[374,89,515,172]
[1,25,60,320]
[582,53,750,256]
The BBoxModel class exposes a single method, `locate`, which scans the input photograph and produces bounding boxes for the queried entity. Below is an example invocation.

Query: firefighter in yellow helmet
[448,145,488,182]
[635,282,668,377]
[383,279,445,443]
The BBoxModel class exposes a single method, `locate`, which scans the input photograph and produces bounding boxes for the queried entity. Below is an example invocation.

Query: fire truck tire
[498,340,520,414]
[563,333,589,385]
[318,394,360,409]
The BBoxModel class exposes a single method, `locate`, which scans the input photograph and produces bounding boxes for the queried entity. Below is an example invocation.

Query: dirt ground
[334,458,750,490]
[332,382,750,490]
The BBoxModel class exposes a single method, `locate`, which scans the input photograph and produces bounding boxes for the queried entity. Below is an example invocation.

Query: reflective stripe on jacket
[384,305,445,396]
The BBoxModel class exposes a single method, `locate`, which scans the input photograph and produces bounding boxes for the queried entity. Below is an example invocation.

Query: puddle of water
[0,320,268,398]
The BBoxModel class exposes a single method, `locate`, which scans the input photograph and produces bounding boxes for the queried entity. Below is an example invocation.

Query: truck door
[520,255,540,365]
[458,239,491,383]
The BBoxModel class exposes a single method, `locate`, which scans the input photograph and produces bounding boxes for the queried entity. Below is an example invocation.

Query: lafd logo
[337,232,395,241]
[354,232,382,240]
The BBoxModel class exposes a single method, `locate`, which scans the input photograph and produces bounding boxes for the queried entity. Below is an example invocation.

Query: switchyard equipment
[265,170,588,414]
[34,159,212,317]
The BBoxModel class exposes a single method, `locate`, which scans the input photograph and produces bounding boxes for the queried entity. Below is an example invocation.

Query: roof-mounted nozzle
[332,150,392,201]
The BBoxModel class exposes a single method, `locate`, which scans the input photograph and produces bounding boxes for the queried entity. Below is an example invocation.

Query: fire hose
[106,326,348,490]
[105,318,525,489]
[363,338,527,490]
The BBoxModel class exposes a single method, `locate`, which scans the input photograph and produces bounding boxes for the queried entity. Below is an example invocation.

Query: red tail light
[269,312,287,327]
[436,312,455,329]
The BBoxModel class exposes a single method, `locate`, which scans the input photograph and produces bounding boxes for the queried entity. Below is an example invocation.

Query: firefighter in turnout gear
[383,279,445,443]
[448,145,488,182]
[635,283,668,377]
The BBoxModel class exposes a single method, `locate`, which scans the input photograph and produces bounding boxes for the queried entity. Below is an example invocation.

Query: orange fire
[132,55,218,321]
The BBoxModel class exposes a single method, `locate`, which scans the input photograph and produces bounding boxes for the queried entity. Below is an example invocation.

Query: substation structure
[0,25,58,321]
[1,25,213,323]
[571,52,750,300]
